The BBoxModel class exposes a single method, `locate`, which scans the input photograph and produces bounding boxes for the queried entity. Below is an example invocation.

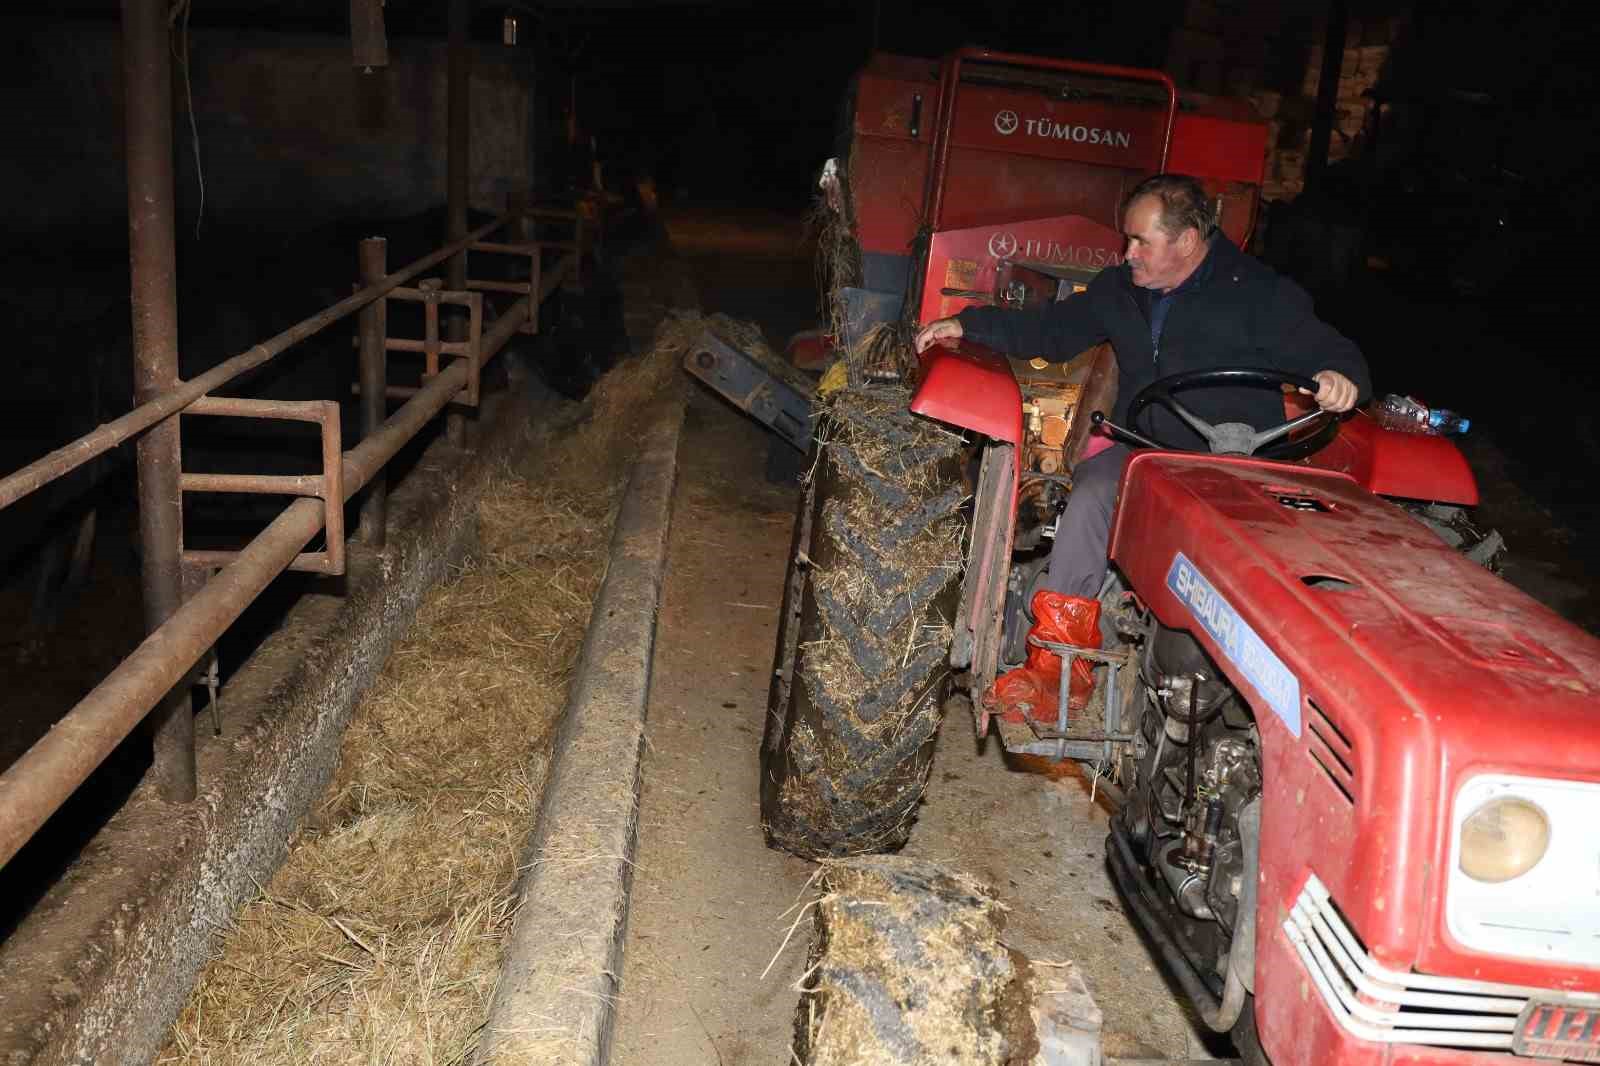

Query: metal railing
[0,202,587,870]
[0,0,622,874]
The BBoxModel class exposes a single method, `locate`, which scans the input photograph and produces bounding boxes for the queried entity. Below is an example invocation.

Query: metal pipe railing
[469,252,571,368]
[0,215,507,515]
[0,155,590,871]
[0,0,597,875]
[0,292,504,866]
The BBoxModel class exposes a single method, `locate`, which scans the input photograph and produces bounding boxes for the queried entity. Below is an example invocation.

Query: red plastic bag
[986,590,1101,724]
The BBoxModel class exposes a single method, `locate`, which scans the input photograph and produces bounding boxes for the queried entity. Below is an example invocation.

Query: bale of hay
[792,855,1038,1066]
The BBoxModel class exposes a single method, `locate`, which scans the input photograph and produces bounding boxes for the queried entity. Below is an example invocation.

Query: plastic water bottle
[1375,394,1429,432]
[1375,394,1470,436]
[1425,407,1471,435]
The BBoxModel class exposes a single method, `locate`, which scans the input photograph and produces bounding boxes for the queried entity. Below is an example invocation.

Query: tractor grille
[1285,872,1559,1052]
[1305,698,1356,805]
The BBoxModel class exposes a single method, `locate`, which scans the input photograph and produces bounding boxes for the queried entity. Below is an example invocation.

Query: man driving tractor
[914,173,1371,721]
[763,55,1600,1062]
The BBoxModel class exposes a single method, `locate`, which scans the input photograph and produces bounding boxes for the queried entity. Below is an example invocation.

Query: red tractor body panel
[1109,453,1600,1062]
[1167,98,1273,184]
[943,83,1168,172]
[1250,921,1539,1066]
[917,214,1126,323]
[932,83,1166,237]
[849,55,935,262]
[1304,412,1481,505]
[909,340,1023,447]
[911,353,1484,505]
[846,51,1268,273]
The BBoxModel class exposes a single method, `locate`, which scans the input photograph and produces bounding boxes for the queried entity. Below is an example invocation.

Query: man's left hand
[1301,370,1358,413]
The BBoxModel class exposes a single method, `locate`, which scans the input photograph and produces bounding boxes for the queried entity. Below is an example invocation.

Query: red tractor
[761,48,1600,1064]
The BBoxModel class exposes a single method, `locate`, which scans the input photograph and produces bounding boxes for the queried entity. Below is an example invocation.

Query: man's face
[1122,195,1196,292]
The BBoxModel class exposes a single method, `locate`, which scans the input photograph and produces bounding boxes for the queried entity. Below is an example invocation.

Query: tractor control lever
[1090,410,1161,450]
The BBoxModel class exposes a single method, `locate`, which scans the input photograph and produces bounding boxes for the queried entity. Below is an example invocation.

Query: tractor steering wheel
[1125,367,1338,461]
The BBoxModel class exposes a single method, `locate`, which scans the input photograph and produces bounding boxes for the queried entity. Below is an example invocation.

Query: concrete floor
[606,387,813,1065]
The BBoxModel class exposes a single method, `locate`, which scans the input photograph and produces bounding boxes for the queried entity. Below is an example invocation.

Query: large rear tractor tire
[761,385,967,859]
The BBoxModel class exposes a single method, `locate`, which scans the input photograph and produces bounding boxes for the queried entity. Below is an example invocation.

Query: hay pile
[159,472,610,1066]
[543,314,689,491]
[158,320,692,1066]
[808,158,863,348]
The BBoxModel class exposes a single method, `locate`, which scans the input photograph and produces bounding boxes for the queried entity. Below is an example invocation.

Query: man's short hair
[1123,174,1217,240]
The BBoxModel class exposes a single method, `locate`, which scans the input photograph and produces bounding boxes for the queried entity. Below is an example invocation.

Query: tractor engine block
[1128,622,1262,975]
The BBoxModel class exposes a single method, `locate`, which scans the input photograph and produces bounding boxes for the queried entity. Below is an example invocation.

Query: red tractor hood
[1112,452,1600,987]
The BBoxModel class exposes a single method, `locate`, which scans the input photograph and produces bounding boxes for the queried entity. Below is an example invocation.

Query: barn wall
[1162,2,1404,203]
[1,20,535,235]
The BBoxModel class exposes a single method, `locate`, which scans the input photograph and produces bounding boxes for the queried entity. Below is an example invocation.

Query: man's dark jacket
[956,236,1371,450]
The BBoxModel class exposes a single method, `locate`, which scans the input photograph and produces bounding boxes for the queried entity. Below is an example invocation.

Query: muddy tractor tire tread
[762,386,966,859]
[791,856,1031,1066]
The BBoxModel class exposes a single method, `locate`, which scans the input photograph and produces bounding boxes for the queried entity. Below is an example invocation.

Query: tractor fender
[1305,409,1479,505]
[909,338,1023,446]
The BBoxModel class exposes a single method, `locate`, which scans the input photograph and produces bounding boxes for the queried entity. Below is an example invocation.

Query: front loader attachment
[682,327,814,452]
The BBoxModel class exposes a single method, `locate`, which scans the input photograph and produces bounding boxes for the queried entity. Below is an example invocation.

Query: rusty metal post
[445,0,471,448]
[124,0,195,802]
[356,237,388,545]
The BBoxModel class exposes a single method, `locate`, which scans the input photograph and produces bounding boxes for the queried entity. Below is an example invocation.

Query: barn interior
[0,1,1596,1063]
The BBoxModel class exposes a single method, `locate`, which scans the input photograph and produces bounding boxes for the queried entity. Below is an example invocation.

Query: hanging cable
[168,0,204,237]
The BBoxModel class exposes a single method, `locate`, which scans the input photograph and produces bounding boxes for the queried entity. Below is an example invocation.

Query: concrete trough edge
[477,379,687,1066]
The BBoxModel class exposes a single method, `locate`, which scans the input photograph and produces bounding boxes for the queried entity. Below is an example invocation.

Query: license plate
[1514,999,1600,1062]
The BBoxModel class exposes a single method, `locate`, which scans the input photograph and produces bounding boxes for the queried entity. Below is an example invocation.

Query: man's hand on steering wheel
[1119,366,1345,461]
[1302,369,1358,413]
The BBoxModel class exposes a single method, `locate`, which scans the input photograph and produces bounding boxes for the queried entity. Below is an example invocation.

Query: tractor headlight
[1458,796,1550,883]
[1448,775,1598,965]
